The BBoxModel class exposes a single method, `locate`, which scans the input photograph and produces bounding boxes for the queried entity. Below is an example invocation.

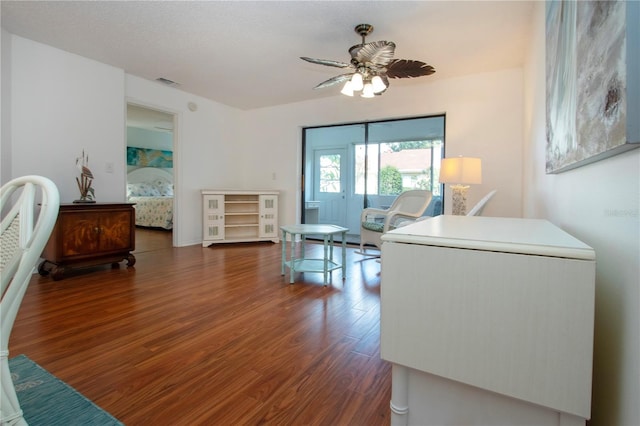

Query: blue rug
[8,355,123,425]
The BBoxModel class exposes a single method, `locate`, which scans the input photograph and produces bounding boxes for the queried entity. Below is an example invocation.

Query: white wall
[1,33,244,247]
[6,35,125,203]
[524,3,640,425]
[240,68,525,227]
[3,32,523,246]
[125,75,243,246]
[1,29,12,183]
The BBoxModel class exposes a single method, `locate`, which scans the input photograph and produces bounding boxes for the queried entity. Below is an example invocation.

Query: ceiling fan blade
[351,41,396,66]
[386,59,436,79]
[300,57,352,68]
[313,73,354,89]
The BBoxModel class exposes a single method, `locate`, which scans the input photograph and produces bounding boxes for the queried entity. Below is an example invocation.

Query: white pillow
[155,182,174,196]
[127,182,161,197]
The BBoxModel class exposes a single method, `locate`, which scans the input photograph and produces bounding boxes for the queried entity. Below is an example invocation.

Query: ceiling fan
[301,24,435,98]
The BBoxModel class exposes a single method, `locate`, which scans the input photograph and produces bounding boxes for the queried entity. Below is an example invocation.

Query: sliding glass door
[303,115,445,239]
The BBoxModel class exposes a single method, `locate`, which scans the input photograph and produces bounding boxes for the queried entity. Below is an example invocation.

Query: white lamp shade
[341,81,354,96]
[439,157,482,185]
[350,73,364,91]
[361,83,375,98]
[371,75,386,93]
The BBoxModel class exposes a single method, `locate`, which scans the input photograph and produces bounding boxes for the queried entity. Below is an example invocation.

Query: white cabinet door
[203,194,224,245]
[259,194,278,239]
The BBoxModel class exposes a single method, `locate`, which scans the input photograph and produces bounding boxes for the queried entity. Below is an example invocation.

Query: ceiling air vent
[155,77,180,87]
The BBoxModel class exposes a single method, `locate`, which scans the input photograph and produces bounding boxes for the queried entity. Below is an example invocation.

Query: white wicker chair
[1,176,59,426]
[466,189,497,216]
[358,190,432,257]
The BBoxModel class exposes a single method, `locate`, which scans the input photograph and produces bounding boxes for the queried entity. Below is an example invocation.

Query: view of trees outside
[355,140,443,196]
[319,154,341,193]
[379,166,403,195]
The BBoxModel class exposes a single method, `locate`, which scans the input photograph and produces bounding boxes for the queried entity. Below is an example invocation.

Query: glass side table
[280,224,348,285]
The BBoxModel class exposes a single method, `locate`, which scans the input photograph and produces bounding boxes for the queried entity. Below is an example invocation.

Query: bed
[127,167,174,230]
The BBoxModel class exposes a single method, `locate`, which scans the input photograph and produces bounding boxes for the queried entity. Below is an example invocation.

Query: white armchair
[467,189,497,216]
[1,176,59,426]
[358,190,432,256]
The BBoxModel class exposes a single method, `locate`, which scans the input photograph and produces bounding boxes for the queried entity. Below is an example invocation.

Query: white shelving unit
[202,190,279,246]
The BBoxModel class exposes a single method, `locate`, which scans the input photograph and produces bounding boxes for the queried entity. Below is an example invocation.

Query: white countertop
[382,215,595,260]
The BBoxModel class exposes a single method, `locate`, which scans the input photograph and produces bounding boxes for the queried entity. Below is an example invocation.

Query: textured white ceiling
[1,1,534,110]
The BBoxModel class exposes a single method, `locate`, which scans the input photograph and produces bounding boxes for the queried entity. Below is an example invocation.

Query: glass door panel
[302,115,445,237]
[314,149,347,227]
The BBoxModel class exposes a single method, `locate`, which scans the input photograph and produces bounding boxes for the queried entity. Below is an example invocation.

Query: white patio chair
[467,189,497,216]
[358,190,432,257]
[1,176,59,426]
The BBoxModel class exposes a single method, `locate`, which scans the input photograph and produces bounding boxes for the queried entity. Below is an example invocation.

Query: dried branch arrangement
[74,150,95,203]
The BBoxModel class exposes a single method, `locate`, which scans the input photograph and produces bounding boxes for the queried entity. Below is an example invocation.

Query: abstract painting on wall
[127,147,173,168]
[546,0,639,173]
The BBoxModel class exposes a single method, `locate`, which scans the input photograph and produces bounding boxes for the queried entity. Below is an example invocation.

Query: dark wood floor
[10,228,390,425]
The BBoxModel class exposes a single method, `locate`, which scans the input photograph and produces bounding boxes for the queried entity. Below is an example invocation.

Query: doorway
[302,115,446,242]
[313,148,347,227]
[126,103,177,247]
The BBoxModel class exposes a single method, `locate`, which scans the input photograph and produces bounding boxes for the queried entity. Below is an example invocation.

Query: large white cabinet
[380,216,596,426]
[202,190,279,246]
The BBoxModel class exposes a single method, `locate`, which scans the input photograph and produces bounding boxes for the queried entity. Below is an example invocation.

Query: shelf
[225,215,258,226]
[285,259,342,273]
[202,190,279,246]
[225,195,259,202]
[225,201,259,204]
[225,204,259,214]
[225,227,260,239]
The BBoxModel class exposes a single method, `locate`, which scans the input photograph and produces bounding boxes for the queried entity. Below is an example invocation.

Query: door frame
[125,99,180,247]
[301,114,446,233]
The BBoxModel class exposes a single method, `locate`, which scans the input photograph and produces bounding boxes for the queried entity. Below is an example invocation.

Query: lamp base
[450,184,470,215]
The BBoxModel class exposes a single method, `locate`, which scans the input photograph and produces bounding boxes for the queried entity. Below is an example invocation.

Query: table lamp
[439,157,482,215]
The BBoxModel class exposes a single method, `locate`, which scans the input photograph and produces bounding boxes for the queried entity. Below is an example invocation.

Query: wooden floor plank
[9,228,391,425]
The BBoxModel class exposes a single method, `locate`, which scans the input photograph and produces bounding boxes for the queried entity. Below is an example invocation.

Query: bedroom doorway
[126,103,176,247]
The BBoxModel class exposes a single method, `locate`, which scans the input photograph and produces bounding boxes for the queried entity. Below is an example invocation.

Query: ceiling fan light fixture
[301,23,435,98]
[371,76,386,93]
[350,72,364,91]
[341,81,354,96]
[361,82,375,98]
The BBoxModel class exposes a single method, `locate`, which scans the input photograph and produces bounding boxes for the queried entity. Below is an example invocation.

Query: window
[355,140,444,196]
[319,154,341,193]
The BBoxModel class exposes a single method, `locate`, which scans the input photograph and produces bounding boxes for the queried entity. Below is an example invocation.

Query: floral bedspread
[129,196,173,230]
